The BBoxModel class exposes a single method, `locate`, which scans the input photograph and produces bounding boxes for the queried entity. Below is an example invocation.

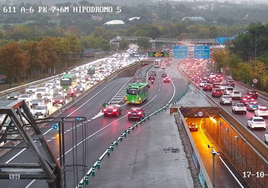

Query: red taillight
[251,99,254,101]
[243,99,246,101]
[103,109,107,111]
[113,109,117,112]
[138,112,142,115]
[128,112,131,114]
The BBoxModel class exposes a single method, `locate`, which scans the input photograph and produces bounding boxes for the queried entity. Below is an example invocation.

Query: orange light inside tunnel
[210,117,217,124]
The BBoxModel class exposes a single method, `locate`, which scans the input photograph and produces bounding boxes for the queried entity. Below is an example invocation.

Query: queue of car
[181,58,267,133]
[3,45,142,120]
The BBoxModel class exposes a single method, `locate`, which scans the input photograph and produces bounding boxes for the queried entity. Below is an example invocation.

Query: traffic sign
[148,51,169,57]
[52,124,58,130]
[197,111,203,117]
[253,78,258,84]
[216,37,227,44]
[194,46,210,59]
[173,46,188,59]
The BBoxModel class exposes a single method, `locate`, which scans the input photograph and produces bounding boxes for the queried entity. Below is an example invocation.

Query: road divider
[76,80,190,188]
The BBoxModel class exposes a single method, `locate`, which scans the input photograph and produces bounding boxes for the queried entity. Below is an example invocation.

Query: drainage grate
[163,147,180,153]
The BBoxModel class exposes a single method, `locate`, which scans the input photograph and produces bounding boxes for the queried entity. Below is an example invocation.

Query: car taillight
[251,99,254,101]
[113,109,117,112]
[128,112,131,114]
[103,109,107,111]
[60,100,63,102]
[243,98,246,101]
[138,112,142,115]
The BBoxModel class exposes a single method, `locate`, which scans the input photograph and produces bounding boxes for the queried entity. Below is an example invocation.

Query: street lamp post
[208,145,220,187]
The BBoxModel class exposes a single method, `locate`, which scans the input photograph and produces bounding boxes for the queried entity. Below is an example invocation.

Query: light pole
[208,145,220,187]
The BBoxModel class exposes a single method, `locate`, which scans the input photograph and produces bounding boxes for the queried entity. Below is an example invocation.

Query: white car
[219,83,227,90]
[224,87,234,95]
[219,95,232,105]
[33,105,49,118]
[18,94,32,104]
[35,87,49,98]
[231,90,242,100]
[254,106,268,118]
[26,85,37,94]
[232,103,246,114]
[199,80,207,87]
[265,132,268,143]
[247,117,266,130]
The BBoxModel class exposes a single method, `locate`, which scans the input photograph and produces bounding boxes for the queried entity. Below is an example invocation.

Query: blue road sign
[75,117,81,121]
[216,37,227,44]
[52,124,58,130]
[173,46,188,59]
[194,46,210,59]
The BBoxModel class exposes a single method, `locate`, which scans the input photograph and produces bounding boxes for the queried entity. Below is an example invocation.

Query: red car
[52,95,66,106]
[212,88,223,97]
[163,76,171,83]
[240,95,255,105]
[66,88,77,98]
[128,108,145,120]
[203,83,212,91]
[102,105,122,117]
[246,90,258,99]
[188,122,198,131]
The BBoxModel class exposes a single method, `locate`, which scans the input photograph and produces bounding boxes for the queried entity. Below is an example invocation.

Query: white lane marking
[219,156,244,188]
[92,111,104,119]
[5,80,118,164]
[25,180,35,188]
[109,79,130,103]
[5,148,26,164]
[168,81,176,104]
[159,89,160,91]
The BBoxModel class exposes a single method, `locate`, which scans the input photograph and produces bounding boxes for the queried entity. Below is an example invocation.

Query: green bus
[125,83,150,104]
[60,74,77,90]
[87,66,95,75]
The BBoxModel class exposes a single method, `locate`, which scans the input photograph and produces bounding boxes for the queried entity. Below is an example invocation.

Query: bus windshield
[60,78,71,86]
[127,88,139,95]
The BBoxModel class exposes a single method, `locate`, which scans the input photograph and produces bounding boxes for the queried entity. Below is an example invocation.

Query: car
[232,103,247,114]
[128,107,145,120]
[265,132,268,143]
[26,85,37,94]
[162,73,167,78]
[102,104,122,117]
[33,105,49,118]
[212,82,221,88]
[203,83,212,91]
[30,99,44,109]
[7,91,21,100]
[163,76,171,83]
[52,88,63,97]
[231,90,242,100]
[226,80,235,87]
[211,88,223,97]
[42,93,53,103]
[219,83,227,90]
[199,80,207,87]
[219,95,232,105]
[35,87,48,98]
[224,87,234,95]
[52,95,66,106]
[18,94,32,104]
[188,122,198,131]
[149,71,156,77]
[74,84,85,93]
[240,95,255,105]
[247,90,258,99]
[246,102,259,112]
[247,117,266,130]
[254,106,268,118]
[66,88,77,98]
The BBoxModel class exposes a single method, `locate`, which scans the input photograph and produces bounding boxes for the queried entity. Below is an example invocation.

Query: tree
[212,49,229,72]
[137,37,150,49]
[119,39,130,50]
[0,41,29,84]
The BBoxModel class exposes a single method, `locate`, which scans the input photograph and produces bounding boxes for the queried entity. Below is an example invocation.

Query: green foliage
[137,37,150,49]
[119,39,130,50]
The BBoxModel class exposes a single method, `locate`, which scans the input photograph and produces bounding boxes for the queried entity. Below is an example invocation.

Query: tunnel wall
[203,117,268,188]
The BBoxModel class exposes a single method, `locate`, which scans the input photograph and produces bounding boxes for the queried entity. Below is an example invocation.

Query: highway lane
[0,62,187,188]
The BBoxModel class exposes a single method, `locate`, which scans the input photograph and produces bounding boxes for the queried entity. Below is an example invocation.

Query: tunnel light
[210,117,217,123]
